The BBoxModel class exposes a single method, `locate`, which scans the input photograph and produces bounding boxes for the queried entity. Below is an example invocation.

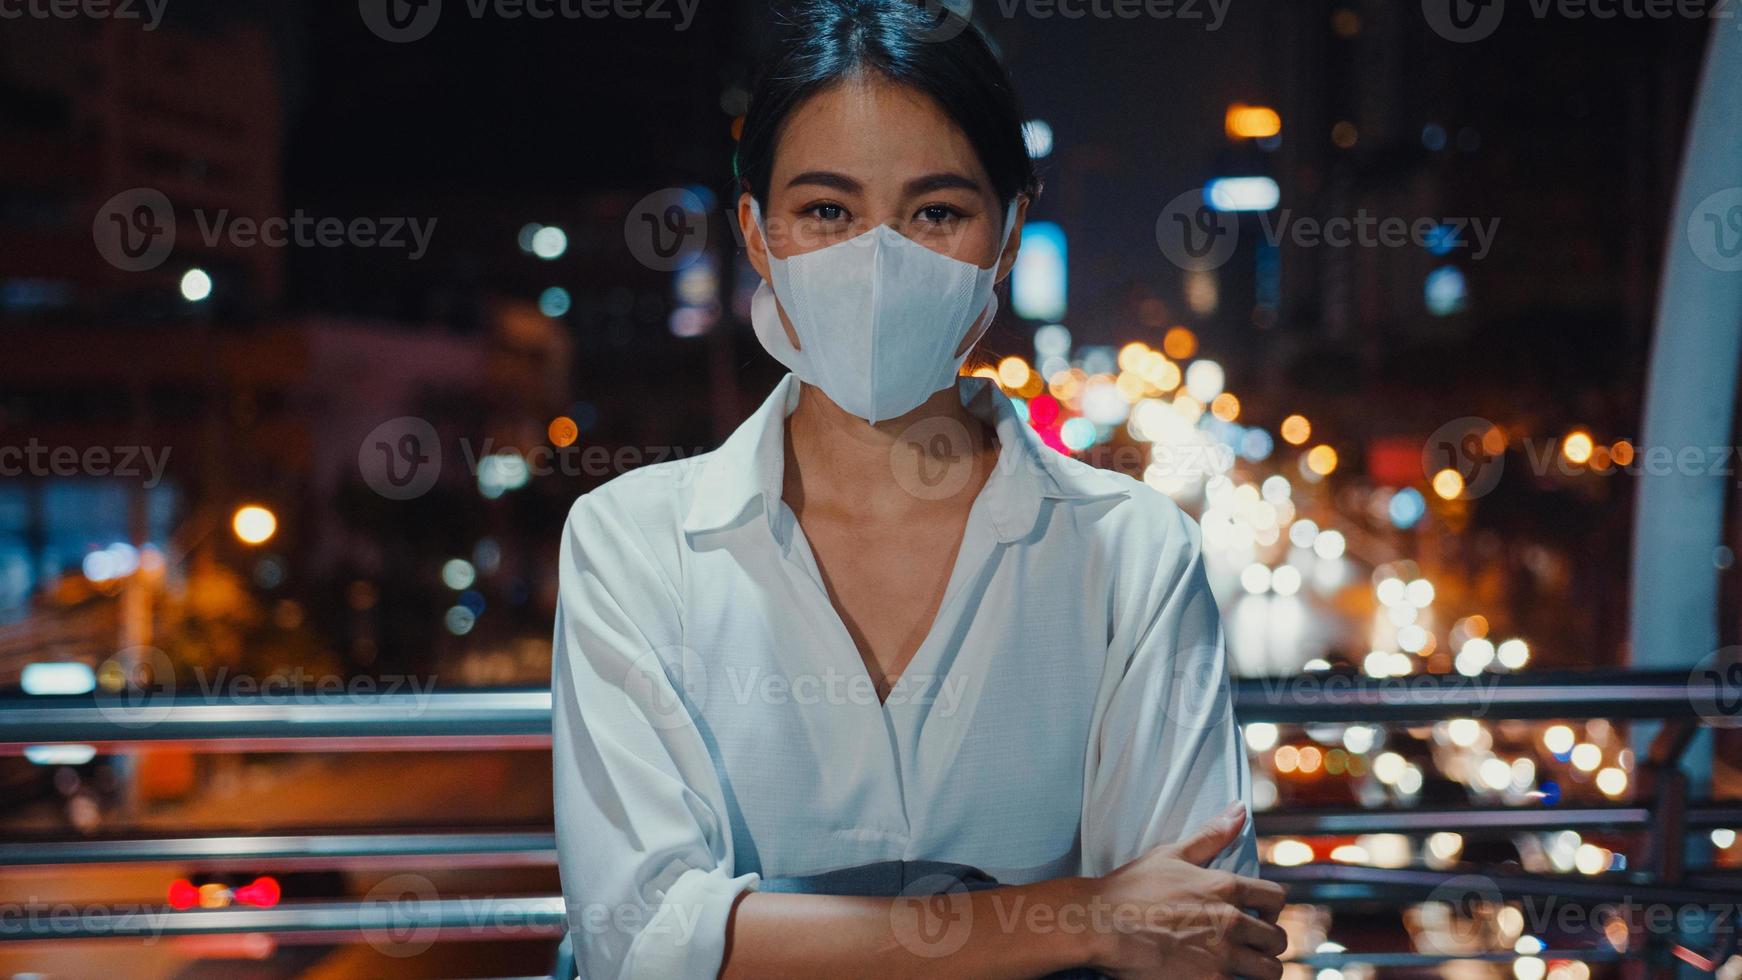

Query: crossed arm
[719,807,1288,980]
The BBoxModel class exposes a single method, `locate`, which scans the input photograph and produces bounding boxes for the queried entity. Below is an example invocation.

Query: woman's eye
[806,203,847,222]
[917,204,961,224]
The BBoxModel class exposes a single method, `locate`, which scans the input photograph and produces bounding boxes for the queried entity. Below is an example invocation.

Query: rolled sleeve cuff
[621,867,762,980]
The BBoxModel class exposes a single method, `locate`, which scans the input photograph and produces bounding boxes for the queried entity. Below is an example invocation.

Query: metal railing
[0,669,1733,978]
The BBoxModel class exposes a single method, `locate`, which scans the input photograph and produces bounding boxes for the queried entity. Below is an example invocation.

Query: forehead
[770,74,991,188]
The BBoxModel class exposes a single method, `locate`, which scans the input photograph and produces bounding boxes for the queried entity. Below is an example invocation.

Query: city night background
[1,0,1740,977]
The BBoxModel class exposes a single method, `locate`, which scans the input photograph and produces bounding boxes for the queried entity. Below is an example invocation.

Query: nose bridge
[862,212,908,241]
[843,218,909,260]
[871,216,930,251]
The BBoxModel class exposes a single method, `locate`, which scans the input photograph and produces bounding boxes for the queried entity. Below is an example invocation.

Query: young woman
[552,1,1287,976]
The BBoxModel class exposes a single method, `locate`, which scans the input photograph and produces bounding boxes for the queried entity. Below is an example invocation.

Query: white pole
[1628,20,1742,927]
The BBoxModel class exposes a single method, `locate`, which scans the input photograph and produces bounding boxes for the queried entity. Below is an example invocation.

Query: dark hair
[734,0,1040,211]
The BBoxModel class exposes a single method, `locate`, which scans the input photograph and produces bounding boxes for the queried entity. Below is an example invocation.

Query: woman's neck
[782,380,998,522]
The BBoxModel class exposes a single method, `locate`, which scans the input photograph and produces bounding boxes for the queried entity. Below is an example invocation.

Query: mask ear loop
[748,196,769,249]
[955,197,1024,357]
[746,198,818,380]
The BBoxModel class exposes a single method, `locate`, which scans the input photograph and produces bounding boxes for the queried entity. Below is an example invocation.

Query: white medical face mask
[749,198,1020,424]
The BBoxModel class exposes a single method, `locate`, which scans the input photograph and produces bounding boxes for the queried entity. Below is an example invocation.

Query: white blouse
[552,372,1257,980]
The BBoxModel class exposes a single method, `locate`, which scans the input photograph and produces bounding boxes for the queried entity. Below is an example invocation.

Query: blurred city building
[0,16,282,315]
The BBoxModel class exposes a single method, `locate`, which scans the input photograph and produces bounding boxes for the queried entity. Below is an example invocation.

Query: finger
[1234,876,1287,922]
[1227,944,1284,980]
[1169,802,1247,865]
[1229,910,1289,956]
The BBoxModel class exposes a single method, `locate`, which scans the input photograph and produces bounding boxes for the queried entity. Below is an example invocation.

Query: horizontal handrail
[0,667,1725,972]
[0,670,1712,747]
[1291,951,1628,968]
[1261,863,1742,906]
[8,804,1740,869]
[0,830,558,869]
[0,689,551,747]
[0,896,567,942]
[1233,669,1707,723]
[1,867,1732,943]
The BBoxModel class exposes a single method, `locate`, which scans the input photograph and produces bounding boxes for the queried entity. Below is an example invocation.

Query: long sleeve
[551,492,760,980]
[1079,506,1259,879]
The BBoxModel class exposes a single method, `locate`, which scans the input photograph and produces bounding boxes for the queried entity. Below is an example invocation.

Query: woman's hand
[1083,803,1289,980]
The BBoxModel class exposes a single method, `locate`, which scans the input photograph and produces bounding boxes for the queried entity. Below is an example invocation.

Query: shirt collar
[681,373,1129,543]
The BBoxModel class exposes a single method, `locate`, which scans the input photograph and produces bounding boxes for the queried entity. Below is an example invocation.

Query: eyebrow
[781,170,986,197]
[904,171,985,196]
[785,170,862,193]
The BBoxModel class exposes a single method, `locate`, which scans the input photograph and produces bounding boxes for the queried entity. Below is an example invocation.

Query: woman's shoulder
[560,452,711,560]
[1041,453,1204,560]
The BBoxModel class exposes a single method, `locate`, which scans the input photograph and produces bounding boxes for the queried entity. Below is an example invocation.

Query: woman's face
[740,73,1026,353]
